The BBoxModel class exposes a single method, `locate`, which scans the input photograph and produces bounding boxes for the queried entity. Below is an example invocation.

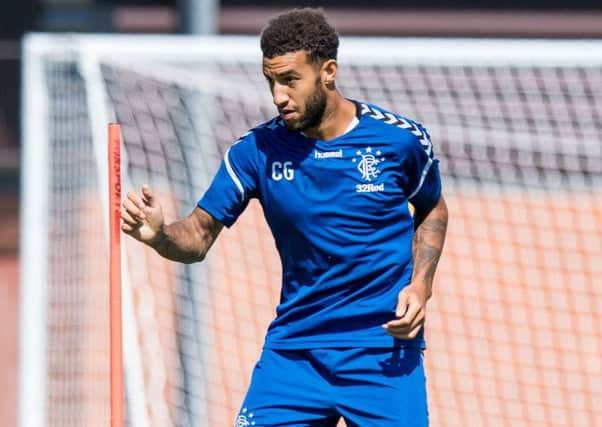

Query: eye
[285,76,298,86]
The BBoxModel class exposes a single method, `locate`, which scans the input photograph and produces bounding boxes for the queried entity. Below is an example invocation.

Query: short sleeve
[197,133,259,227]
[401,121,442,215]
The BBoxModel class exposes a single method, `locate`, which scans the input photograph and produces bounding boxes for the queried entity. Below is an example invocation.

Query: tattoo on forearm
[413,242,439,283]
[419,218,448,236]
[412,217,448,294]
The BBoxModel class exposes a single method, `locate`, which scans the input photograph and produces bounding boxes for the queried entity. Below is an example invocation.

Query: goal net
[21,35,601,427]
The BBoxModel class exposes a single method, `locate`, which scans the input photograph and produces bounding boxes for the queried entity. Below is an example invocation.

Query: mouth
[279,110,297,120]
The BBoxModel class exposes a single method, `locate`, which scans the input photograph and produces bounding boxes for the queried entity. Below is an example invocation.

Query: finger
[123,198,146,220]
[384,319,424,339]
[405,323,424,339]
[141,184,156,208]
[389,323,424,340]
[121,222,139,233]
[384,301,419,329]
[384,314,424,335]
[383,317,409,329]
[383,324,409,339]
[400,298,421,325]
[127,191,148,213]
[383,306,424,331]
[121,206,140,225]
[396,292,410,317]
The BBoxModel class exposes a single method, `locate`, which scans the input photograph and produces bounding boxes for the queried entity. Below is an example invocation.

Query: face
[262,51,328,132]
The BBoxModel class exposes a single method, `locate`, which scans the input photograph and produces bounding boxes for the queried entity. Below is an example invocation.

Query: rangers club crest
[353,147,385,182]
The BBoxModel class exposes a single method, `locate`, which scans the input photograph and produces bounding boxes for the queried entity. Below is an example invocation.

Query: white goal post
[21,34,602,427]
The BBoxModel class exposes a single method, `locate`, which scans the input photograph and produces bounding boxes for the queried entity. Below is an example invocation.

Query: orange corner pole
[108,123,124,427]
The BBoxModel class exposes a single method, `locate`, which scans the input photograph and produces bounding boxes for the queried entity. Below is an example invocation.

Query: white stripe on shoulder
[408,157,433,200]
[224,146,245,200]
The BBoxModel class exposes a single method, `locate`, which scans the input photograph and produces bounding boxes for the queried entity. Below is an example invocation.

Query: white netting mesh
[22,36,601,427]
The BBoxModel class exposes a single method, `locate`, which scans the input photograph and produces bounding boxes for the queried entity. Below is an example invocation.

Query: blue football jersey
[198,101,441,349]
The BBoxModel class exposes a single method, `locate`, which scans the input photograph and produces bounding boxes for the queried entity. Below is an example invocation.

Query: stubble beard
[285,80,327,133]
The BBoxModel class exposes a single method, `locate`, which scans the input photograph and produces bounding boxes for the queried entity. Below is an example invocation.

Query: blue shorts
[235,347,428,427]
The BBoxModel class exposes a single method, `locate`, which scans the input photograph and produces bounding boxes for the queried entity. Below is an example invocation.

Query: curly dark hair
[260,8,339,64]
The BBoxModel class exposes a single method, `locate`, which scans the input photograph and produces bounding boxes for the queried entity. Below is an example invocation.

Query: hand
[382,282,429,340]
[121,184,165,245]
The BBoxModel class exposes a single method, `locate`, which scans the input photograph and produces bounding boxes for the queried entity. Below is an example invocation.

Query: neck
[303,92,356,141]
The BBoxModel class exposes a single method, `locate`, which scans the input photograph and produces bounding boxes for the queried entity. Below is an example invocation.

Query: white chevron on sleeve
[384,112,398,124]
[360,103,371,115]
[368,107,385,120]
[360,104,433,157]
[396,117,412,129]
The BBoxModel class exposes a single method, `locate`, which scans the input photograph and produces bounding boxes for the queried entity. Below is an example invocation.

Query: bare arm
[121,185,223,264]
[383,195,448,339]
[410,195,449,300]
[152,207,223,263]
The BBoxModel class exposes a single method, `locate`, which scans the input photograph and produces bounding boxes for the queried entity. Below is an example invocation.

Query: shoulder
[357,102,433,156]
[229,116,286,153]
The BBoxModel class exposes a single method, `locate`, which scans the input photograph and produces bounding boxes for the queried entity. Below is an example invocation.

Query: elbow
[194,251,207,264]
[182,250,207,264]
[180,257,204,265]
[192,245,210,264]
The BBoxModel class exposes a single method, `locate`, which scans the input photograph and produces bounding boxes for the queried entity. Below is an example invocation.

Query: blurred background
[2,1,602,426]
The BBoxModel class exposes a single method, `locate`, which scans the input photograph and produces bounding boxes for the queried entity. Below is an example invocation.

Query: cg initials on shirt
[271,161,295,181]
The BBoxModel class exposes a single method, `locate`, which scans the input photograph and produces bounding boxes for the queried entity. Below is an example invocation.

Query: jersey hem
[263,339,426,350]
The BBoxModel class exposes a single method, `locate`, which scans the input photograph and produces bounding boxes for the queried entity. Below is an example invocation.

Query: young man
[121,8,448,427]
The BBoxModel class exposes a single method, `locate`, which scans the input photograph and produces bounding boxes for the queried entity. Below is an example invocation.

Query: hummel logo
[314,149,343,159]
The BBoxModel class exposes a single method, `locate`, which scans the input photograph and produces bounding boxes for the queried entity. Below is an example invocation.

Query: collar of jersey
[299,102,361,143]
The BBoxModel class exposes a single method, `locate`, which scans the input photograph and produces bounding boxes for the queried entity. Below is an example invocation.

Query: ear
[320,59,338,89]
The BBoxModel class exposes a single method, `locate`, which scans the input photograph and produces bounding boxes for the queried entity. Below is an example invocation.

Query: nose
[272,82,289,109]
